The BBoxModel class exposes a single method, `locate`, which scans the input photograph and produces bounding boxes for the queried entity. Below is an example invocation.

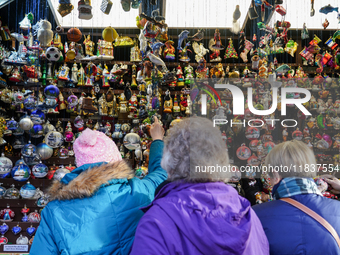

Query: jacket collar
[48,160,134,201]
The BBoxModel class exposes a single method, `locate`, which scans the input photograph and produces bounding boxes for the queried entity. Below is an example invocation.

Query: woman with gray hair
[253,140,340,255]
[130,117,269,255]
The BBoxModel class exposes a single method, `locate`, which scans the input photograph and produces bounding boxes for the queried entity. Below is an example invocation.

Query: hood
[145,181,255,255]
[48,160,134,201]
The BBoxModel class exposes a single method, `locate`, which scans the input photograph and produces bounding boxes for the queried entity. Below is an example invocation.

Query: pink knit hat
[73,128,122,167]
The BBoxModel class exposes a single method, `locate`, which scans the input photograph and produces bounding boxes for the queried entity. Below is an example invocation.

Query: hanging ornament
[20,181,36,199]
[0,235,8,245]
[16,234,28,245]
[4,184,20,199]
[11,163,31,182]
[78,0,93,20]
[236,143,251,160]
[0,184,6,199]
[26,225,36,235]
[264,141,275,155]
[0,223,9,235]
[44,85,60,99]
[45,131,64,148]
[123,133,141,150]
[245,127,260,140]
[224,39,238,59]
[21,141,37,157]
[58,146,69,159]
[12,224,21,235]
[29,124,44,138]
[36,143,53,160]
[53,167,70,181]
[31,109,45,125]
[0,153,13,178]
[7,118,18,130]
[292,128,303,140]
[247,154,260,166]
[74,116,84,130]
[0,205,15,222]
[19,116,33,131]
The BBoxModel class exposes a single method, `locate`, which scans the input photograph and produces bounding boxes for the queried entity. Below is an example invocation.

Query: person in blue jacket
[30,126,167,255]
[253,140,340,255]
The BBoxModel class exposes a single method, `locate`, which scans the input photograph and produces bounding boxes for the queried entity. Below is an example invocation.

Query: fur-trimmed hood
[48,160,135,201]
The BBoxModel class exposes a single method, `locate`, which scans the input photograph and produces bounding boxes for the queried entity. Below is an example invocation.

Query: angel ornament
[209,38,221,62]
[192,42,209,63]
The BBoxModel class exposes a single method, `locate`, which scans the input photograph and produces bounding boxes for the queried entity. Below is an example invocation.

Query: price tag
[3,244,28,252]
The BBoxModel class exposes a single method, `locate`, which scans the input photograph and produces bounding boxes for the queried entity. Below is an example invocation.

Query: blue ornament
[32,162,48,178]
[29,124,43,138]
[44,85,60,99]
[0,153,13,178]
[15,157,26,166]
[36,143,53,160]
[21,142,37,157]
[0,223,9,235]
[21,214,28,222]
[23,96,36,110]
[11,163,31,182]
[31,109,45,124]
[26,226,36,236]
[12,225,21,235]
[0,185,6,198]
[20,181,36,199]
[6,118,18,130]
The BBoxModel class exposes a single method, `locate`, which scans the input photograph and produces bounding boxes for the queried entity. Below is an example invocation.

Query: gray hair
[265,140,317,179]
[161,117,230,182]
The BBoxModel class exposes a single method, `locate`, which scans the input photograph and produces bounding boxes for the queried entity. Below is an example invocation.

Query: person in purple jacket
[130,117,269,255]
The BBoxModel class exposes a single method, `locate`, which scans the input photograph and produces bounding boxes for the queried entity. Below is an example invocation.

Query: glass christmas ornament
[21,205,30,215]
[264,141,275,155]
[0,205,15,222]
[32,187,44,200]
[58,147,69,159]
[6,118,18,130]
[0,184,6,198]
[26,225,36,236]
[19,116,33,131]
[22,213,28,222]
[249,139,260,151]
[236,143,251,160]
[20,181,36,199]
[13,91,25,104]
[74,116,84,129]
[0,223,8,235]
[12,224,21,235]
[15,157,26,166]
[16,234,28,244]
[24,154,41,166]
[0,235,8,245]
[247,154,260,166]
[32,161,48,178]
[37,143,53,160]
[44,85,60,99]
[11,163,31,182]
[121,123,131,133]
[23,95,36,110]
[0,153,13,178]
[29,124,43,138]
[43,121,56,135]
[123,133,141,150]
[13,126,24,136]
[37,195,49,207]
[27,211,41,223]
[292,128,303,140]
[245,127,260,140]
[53,167,70,181]
[21,141,37,157]
[4,184,20,199]
[31,109,45,124]
[45,131,64,148]
[323,134,333,148]
[13,136,26,149]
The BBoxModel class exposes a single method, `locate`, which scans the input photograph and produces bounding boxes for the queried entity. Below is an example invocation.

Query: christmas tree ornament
[20,181,36,199]
[36,19,53,47]
[67,27,82,42]
[42,121,56,135]
[292,128,303,140]
[58,146,69,159]
[0,223,8,235]
[236,143,251,160]
[247,154,260,166]
[78,0,93,20]
[224,39,238,59]
[11,163,31,182]
[21,141,37,157]
[245,127,260,140]
[264,141,275,155]
[123,133,141,150]
[29,124,43,138]
[74,116,84,130]
[7,118,18,130]
[192,42,209,62]
[4,184,20,199]
[44,85,60,99]
[31,109,45,125]
[0,205,15,222]
[46,47,61,62]
[0,235,8,245]
[26,225,36,236]
[101,0,113,14]
[16,234,28,245]
[0,184,5,199]
[19,116,33,131]
[45,131,64,148]
[32,161,48,178]
[11,224,21,235]
[32,188,44,200]
[102,26,118,43]
[0,153,12,178]
[53,167,70,181]
[57,0,74,17]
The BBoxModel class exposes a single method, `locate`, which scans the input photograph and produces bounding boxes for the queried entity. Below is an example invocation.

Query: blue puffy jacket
[30,140,167,255]
[253,194,340,255]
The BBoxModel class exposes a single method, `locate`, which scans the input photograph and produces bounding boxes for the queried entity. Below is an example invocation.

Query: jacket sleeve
[30,205,60,255]
[138,140,168,198]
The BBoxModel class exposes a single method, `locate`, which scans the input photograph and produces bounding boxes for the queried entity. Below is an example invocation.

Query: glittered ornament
[236,143,251,160]
[0,153,13,178]
[16,234,28,244]
[7,118,18,130]
[21,141,37,157]
[44,85,60,99]
[37,143,53,160]
[20,181,36,199]
[19,116,33,131]
[0,205,15,222]
[11,163,31,182]
[32,161,48,178]
[4,184,20,199]
[45,131,64,148]
[245,126,260,140]
[29,124,44,138]
[0,223,9,235]
[53,167,70,181]
[11,224,21,235]
[31,109,45,124]
[123,133,141,150]
[224,39,238,59]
